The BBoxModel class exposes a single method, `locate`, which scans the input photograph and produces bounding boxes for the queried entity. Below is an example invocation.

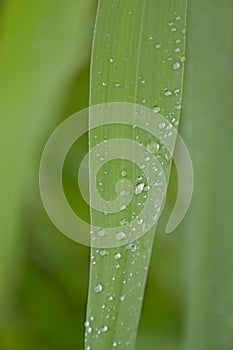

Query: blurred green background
[0,1,232,349]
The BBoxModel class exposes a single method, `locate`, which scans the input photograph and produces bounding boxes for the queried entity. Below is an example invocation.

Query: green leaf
[86,1,187,349]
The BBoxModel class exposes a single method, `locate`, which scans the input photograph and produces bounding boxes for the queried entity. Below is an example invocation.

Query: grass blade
[86,1,187,349]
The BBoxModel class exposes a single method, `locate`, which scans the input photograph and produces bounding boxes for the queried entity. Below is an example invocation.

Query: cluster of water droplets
[85,231,153,348]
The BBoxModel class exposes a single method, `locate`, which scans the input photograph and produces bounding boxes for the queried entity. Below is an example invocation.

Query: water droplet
[175,39,182,44]
[138,218,144,225]
[120,218,128,226]
[135,183,144,195]
[87,327,92,334]
[99,249,107,257]
[153,106,161,113]
[173,61,180,70]
[120,204,126,211]
[121,170,127,177]
[164,89,172,96]
[142,98,147,104]
[116,231,126,241]
[182,28,186,34]
[168,21,174,26]
[102,82,107,86]
[113,342,118,348]
[146,140,160,153]
[180,55,186,62]
[115,82,120,87]
[120,294,126,302]
[114,253,122,260]
[84,321,90,328]
[94,284,103,293]
[174,88,180,94]
[175,103,182,110]
[143,185,150,192]
[158,121,166,129]
[155,43,161,49]
[174,47,180,53]
[101,326,108,333]
[109,57,114,63]
[98,229,106,237]
[171,27,177,32]
[126,243,137,252]
[141,79,146,84]
[176,16,181,20]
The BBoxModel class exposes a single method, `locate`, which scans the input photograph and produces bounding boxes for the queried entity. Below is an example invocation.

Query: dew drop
[109,57,114,63]
[102,82,107,86]
[121,170,127,177]
[120,204,126,211]
[180,55,186,62]
[120,218,128,226]
[116,231,126,241]
[126,243,138,252]
[94,284,103,293]
[87,327,92,334]
[146,140,160,153]
[143,185,150,192]
[98,229,106,237]
[141,79,146,84]
[114,252,122,260]
[164,89,172,97]
[84,321,90,328]
[101,326,108,333]
[173,61,180,70]
[175,103,182,110]
[99,249,107,257]
[135,183,145,195]
[153,106,161,113]
[174,47,181,53]
[171,27,177,32]
[115,82,120,87]
[175,39,182,44]
[158,121,166,129]
[120,294,126,302]
[155,43,161,49]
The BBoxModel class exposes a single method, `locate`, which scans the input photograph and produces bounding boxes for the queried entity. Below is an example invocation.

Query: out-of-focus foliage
[0,0,96,348]
[0,0,232,350]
